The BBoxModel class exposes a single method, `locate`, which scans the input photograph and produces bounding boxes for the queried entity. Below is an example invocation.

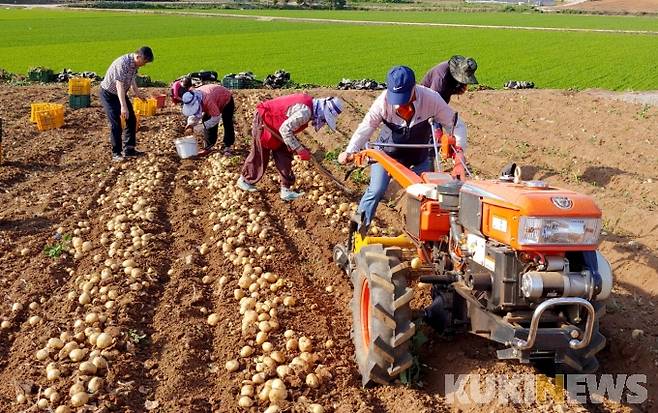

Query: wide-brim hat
[448,55,478,85]
[181,91,202,117]
[322,97,343,131]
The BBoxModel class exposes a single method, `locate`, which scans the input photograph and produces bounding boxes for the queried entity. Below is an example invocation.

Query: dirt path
[545,0,658,14]
[0,85,656,412]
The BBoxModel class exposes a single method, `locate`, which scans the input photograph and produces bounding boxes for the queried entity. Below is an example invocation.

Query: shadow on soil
[0,216,52,234]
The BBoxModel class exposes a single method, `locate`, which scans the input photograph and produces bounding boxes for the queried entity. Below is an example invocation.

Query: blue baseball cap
[386,65,416,105]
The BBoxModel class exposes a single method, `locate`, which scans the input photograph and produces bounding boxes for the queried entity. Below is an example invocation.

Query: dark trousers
[241,112,294,188]
[202,97,236,149]
[99,88,136,155]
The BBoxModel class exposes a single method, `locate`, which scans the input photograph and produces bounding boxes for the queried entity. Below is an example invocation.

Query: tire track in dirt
[148,159,223,412]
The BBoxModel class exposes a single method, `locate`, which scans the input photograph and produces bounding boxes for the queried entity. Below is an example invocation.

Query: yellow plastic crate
[133,97,157,117]
[35,104,64,132]
[30,103,56,123]
[68,77,91,95]
[120,113,141,129]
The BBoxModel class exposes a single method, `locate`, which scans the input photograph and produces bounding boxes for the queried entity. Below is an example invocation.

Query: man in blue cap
[337,65,468,226]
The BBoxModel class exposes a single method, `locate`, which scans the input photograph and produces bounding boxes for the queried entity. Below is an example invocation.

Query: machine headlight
[518,217,601,246]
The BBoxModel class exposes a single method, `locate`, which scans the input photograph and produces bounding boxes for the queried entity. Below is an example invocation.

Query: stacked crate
[68,78,91,109]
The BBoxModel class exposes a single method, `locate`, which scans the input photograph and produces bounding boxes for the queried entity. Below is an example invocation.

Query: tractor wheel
[350,244,415,386]
[558,302,607,374]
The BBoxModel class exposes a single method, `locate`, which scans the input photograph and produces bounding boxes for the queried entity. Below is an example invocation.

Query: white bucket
[174,136,199,159]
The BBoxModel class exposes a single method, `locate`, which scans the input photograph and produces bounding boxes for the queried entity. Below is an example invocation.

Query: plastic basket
[222,77,251,89]
[68,78,91,95]
[30,103,55,123]
[28,68,54,83]
[35,104,64,132]
[121,113,141,129]
[134,98,157,116]
[69,95,91,110]
[154,94,166,109]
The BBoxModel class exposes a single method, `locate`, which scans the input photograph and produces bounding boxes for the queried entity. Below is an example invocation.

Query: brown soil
[560,0,658,14]
[0,84,656,413]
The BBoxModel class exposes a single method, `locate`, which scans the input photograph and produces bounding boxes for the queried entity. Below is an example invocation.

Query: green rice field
[188,8,658,31]
[1,8,657,90]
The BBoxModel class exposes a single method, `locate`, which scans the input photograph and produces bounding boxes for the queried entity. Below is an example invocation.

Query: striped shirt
[280,103,311,150]
[100,53,138,95]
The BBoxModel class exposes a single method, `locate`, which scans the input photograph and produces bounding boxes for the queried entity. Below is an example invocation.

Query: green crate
[222,77,251,89]
[27,67,54,83]
[69,94,91,109]
[135,74,151,87]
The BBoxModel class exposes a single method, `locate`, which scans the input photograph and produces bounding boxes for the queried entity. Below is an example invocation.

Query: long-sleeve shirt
[279,103,312,150]
[186,84,233,131]
[100,54,137,95]
[420,61,461,104]
[345,85,467,153]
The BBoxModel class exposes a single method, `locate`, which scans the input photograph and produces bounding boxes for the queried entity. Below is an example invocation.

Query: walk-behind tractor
[333,143,612,386]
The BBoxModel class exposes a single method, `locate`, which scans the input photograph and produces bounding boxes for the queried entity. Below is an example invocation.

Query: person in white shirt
[338,65,468,226]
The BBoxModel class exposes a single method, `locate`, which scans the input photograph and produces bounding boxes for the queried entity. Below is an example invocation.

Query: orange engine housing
[357,148,601,252]
[403,172,602,252]
[404,172,453,241]
[458,180,601,252]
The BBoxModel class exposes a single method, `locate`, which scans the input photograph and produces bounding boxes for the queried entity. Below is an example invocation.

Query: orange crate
[35,104,64,132]
[68,77,91,95]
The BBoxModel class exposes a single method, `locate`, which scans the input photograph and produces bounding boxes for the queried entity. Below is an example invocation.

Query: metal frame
[452,284,596,361]
[511,297,595,350]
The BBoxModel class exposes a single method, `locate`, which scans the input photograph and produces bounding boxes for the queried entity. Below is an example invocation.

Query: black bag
[187,71,218,82]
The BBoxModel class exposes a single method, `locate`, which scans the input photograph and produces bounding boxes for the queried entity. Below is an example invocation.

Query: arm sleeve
[345,93,385,153]
[429,93,468,151]
[115,60,128,82]
[279,104,311,150]
[202,115,221,130]
[130,77,139,95]
[186,116,201,127]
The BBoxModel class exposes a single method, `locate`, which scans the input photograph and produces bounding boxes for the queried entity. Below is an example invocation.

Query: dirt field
[558,0,658,14]
[0,85,656,412]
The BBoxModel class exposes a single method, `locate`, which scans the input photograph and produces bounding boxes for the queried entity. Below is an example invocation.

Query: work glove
[337,151,353,165]
[296,147,311,161]
[441,136,456,160]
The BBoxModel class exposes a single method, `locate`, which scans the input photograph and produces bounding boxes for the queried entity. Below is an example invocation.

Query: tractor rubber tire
[558,302,607,374]
[350,244,415,386]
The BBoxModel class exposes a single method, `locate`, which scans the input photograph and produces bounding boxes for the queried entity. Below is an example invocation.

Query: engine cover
[459,180,602,252]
